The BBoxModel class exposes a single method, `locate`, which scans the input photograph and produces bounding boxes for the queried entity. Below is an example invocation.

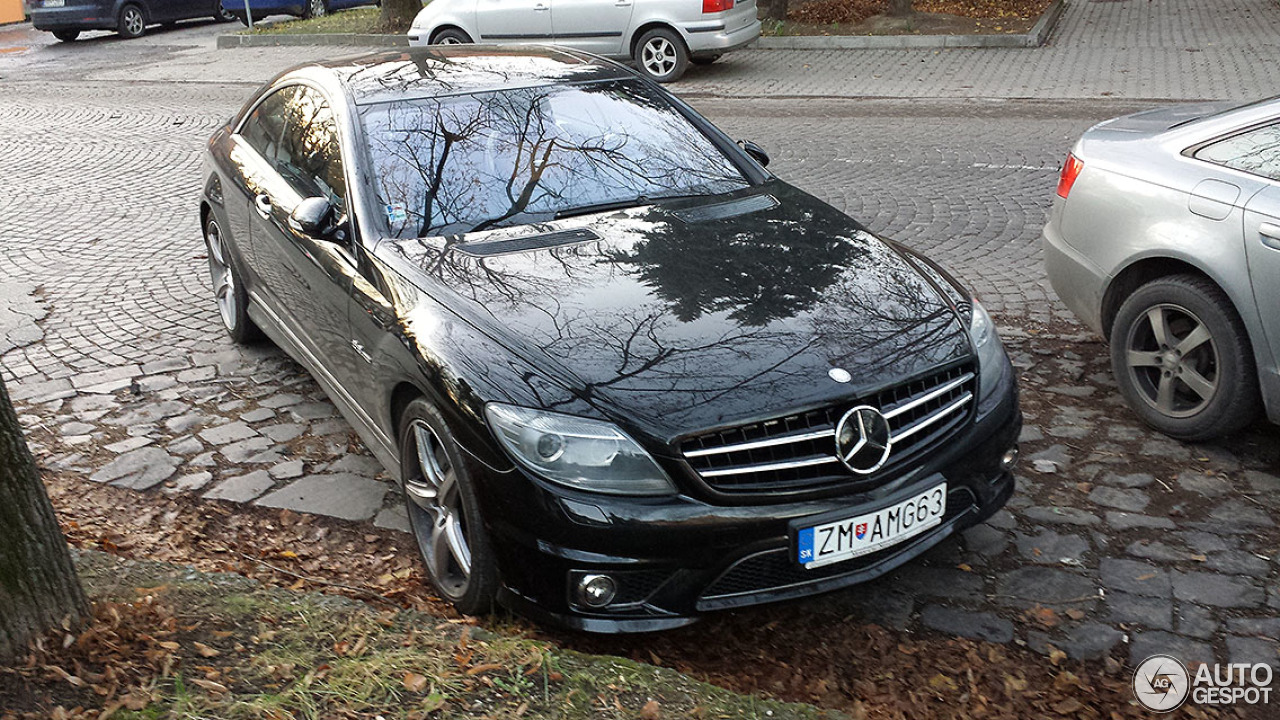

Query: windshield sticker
[385,202,408,225]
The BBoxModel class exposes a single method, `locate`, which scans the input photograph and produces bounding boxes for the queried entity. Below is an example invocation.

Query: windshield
[360,79,752,238]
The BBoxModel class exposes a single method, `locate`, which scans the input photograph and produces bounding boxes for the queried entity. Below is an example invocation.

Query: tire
[52,29,80,41]
[634,27,689,83]
[430,27,472,44]
[203,215,262,344]
[691,54,720,65]
[303,0,327,19]
[1109,274,1260,441]
[117,4,146,38]
[398,398,499,617]
[214,5,237,22]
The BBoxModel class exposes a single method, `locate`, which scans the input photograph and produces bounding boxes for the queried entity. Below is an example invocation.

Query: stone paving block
[165,471,213,495]
[199,421,257,445]
[1015,529,1089,565]
[220,437,274,463]
[258,392,305,409]
[1108,591,1172,631]
[996,567,1097,609]
[1023,506,1099,527]
[961,524,1008,559]
[70,364,141,390]
[166,436,203,455]
[1225,636,1280,670]
[203,471,275,503]
[105,436,152,454]
[325,453,384,477]
[254,473,387,522]
[1226,618,1280,637]
[141,357,190,375]
[60,421,95,436]
[1129,631,1216,668]
[1100,558,1170,598]
[920,605,1013,643]
[1105,512,1175,531]
[1171,571,1264,608]
[1209,500,1275,529]
[261,423,307,442]
[1175,603,1217,640]
[1176,471,1231,498]
[1204,550,1270,576]
[374,504,412,534]
[241,407,275,423]
[290,402,337,421]
[1098,472,1154,488]
[1088,486,1149,513]
[269,460,305,480]
[89,447,178,490]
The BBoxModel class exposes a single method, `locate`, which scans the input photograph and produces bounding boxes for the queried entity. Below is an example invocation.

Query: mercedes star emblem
[835,405,893,474]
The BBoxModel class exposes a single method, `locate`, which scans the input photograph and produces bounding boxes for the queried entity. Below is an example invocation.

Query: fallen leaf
[640,699,662,719]
[403,672,428,693]
[194,642,220,658]
[465,663,504,676]
[189,679,229,694]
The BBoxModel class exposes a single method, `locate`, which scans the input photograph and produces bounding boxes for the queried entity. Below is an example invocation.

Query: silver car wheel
[642,37,677,77]
[122,6,144,35]
[405,419,472,599]
[1124,302,1219,418]
[204,220,238,332]
[309,0,326,16]
[438,36,462,45]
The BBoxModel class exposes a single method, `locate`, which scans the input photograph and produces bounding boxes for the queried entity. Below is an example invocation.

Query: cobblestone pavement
[4,0,1280,101]
[1,0,1278,672]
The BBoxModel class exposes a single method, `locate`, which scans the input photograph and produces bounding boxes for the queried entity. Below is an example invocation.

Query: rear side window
[240,86,298,169]
[1194,123,1280,181]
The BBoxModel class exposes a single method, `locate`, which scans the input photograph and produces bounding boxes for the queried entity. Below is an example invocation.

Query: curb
[216,0,1065,50]
[216,32,408,48]
[755,0,1064,49]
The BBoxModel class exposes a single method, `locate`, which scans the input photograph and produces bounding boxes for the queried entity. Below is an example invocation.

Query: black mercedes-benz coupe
[199,46,1021,632]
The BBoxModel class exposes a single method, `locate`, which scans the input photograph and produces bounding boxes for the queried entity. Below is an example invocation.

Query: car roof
[312,46,635,106]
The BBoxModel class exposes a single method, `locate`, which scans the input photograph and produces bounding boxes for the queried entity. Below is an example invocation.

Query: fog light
[1000,446,1019,471]
[577,574,617,608]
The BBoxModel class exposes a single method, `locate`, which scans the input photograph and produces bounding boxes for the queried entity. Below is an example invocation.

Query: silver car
[405,0,760,82]
[1044,97,1280,440]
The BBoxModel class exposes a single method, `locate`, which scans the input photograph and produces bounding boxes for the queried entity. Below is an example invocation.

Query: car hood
[379,182,973,447]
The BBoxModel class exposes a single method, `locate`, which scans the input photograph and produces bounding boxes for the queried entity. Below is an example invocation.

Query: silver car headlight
[969,300,1009,406]
[485,403,676,496]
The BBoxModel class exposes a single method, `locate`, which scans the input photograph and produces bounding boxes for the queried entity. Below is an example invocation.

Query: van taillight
[703,0,734,12]
[1056,153,1084,199]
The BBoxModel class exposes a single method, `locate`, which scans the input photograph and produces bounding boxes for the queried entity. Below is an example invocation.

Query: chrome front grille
[679,363,975,495]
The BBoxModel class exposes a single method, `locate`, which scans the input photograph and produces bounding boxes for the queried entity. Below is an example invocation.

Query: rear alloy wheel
[430,27,472,45]
[52,29,80,41]
[118,4,146,38]
[399,400,498,616]
[304,0,327,18]
[635,28,688,83]
[1110,274,1259,441]
[203,216,262,344]
[215,5,237,22]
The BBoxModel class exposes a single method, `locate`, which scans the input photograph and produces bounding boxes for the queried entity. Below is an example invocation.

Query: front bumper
[473,373,1021,633]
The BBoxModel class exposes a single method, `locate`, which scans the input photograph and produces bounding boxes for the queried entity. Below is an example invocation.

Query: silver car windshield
[360,79,751,238]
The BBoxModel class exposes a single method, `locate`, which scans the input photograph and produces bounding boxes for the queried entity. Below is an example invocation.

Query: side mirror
[739,140,770,168]
[288,196,336,237]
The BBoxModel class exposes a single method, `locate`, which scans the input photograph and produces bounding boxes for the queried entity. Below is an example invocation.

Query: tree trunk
[380,0,423,32]
[0,375,87,663]
[888,0,913,16]
[761,0,789,22]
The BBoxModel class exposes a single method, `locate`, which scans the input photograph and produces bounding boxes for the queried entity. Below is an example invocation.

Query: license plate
[44,0,64,7]
[796,483,947,569]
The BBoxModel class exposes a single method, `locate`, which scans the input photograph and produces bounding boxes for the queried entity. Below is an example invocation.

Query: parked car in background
[199,47,1020,631]
[406,0,760,82]
[1045,97,1280,441]
[219,0,372,24]
[30,0,233,40]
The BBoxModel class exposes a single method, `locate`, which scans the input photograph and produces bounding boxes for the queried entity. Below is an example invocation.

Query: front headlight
[969,300,1010,409]
[484,404,676,496]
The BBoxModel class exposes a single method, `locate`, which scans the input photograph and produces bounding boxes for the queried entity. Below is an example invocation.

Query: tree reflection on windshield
[360,80,750,238]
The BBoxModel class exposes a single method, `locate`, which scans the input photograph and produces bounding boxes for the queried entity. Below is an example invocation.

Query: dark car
[30,0,234,40]
[219,0,375,26]
[199,46,1021,632]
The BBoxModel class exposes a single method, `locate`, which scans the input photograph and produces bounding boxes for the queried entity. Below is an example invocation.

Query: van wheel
[52,29,80,41]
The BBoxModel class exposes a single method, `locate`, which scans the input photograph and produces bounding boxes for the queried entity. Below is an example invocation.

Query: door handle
[1260,222,1280,251]
[254,194,272,219]
[534,2,548,9]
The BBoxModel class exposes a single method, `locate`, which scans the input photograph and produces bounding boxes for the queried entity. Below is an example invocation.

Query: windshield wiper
[554,197,649,220]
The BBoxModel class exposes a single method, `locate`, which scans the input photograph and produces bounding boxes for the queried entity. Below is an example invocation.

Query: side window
[276,87,347,211]
[1195,123,1280,182]
[239,86,298,169]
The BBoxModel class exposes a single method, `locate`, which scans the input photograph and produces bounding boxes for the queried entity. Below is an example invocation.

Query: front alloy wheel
[635,28,689,83]
[1110,274,1259,440]
[400,401,497,616]
[304,0,326,18]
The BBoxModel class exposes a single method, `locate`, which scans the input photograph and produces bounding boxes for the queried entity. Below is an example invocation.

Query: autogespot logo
[1133,655,1190,712]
